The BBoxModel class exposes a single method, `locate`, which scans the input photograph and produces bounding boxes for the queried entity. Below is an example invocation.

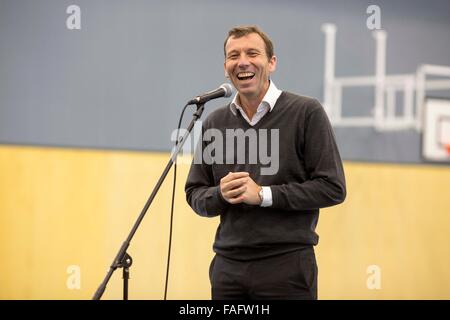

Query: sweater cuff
[269,185,282,209]
[205,185,229,215]
[216,185,228,205]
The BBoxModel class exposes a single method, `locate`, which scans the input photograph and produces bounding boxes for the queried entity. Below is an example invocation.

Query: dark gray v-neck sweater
[185,92,346,261]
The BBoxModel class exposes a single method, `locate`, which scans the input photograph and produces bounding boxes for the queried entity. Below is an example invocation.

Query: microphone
[187,83,233,105]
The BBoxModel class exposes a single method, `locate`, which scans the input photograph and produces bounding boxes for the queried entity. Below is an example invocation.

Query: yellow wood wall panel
[1,145,449,299]
[317,163,450,299]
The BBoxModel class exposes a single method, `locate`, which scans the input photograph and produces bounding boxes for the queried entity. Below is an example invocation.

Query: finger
[222,177,248,192]
[221,171,249,184]
[227,195,245,204]
[220,180,244,199]
[226,185,246,198]
[229,172,250,179]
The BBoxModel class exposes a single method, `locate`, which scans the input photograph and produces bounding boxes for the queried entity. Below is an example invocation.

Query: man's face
[224,33,277,100]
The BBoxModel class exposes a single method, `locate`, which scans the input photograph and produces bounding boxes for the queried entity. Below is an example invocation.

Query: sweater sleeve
[185,125,229,217]
[270,101,346,211]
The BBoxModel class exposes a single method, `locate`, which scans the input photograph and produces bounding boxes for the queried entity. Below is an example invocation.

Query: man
[185,25,346,300]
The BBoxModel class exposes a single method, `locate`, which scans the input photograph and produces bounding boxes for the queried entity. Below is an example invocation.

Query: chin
[237,89,256,96]
[236,84,255,93]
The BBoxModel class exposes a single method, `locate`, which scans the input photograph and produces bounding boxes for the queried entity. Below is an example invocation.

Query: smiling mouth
[236,72,255,81]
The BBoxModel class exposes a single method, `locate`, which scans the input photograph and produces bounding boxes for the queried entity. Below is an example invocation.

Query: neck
[238,81,270,120]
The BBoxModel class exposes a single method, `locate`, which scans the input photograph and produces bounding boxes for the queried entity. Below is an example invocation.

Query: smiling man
[224,31,276,121]
[185,25,346,300]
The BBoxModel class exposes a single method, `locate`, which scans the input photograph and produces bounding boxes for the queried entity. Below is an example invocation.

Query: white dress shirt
[229,81,282,207]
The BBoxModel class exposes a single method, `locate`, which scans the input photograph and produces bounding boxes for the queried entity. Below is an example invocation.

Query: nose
[237,54,250,69]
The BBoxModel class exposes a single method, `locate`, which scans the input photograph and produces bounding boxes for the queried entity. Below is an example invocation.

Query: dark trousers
[209,247,318,300]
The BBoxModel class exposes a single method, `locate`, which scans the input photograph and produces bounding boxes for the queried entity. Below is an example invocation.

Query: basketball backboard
[422,98,450,162]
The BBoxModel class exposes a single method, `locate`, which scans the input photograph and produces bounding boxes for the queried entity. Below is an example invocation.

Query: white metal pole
[321,23,337,117]
[373,30,387,130]
[415,66,426,131]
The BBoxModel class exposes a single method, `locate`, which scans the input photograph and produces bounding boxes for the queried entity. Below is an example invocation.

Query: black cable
[164,103,191,300]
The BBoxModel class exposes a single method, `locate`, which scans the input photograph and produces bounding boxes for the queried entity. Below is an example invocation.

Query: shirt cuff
[260,186,273,207]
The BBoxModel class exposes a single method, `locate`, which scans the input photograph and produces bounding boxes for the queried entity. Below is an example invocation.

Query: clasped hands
[220,172,262,205]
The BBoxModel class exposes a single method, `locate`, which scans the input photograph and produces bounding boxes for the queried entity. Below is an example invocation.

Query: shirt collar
[229,81,282,116]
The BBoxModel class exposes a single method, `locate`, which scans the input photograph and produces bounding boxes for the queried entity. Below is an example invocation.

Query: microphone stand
[92,103,205,300]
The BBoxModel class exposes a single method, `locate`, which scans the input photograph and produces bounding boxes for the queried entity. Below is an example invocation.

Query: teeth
[237,72,255,77]
[237,72,255,80]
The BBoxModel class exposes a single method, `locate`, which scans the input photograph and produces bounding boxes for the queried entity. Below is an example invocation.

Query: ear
[269,55,277,73]
[224,62,229,78]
